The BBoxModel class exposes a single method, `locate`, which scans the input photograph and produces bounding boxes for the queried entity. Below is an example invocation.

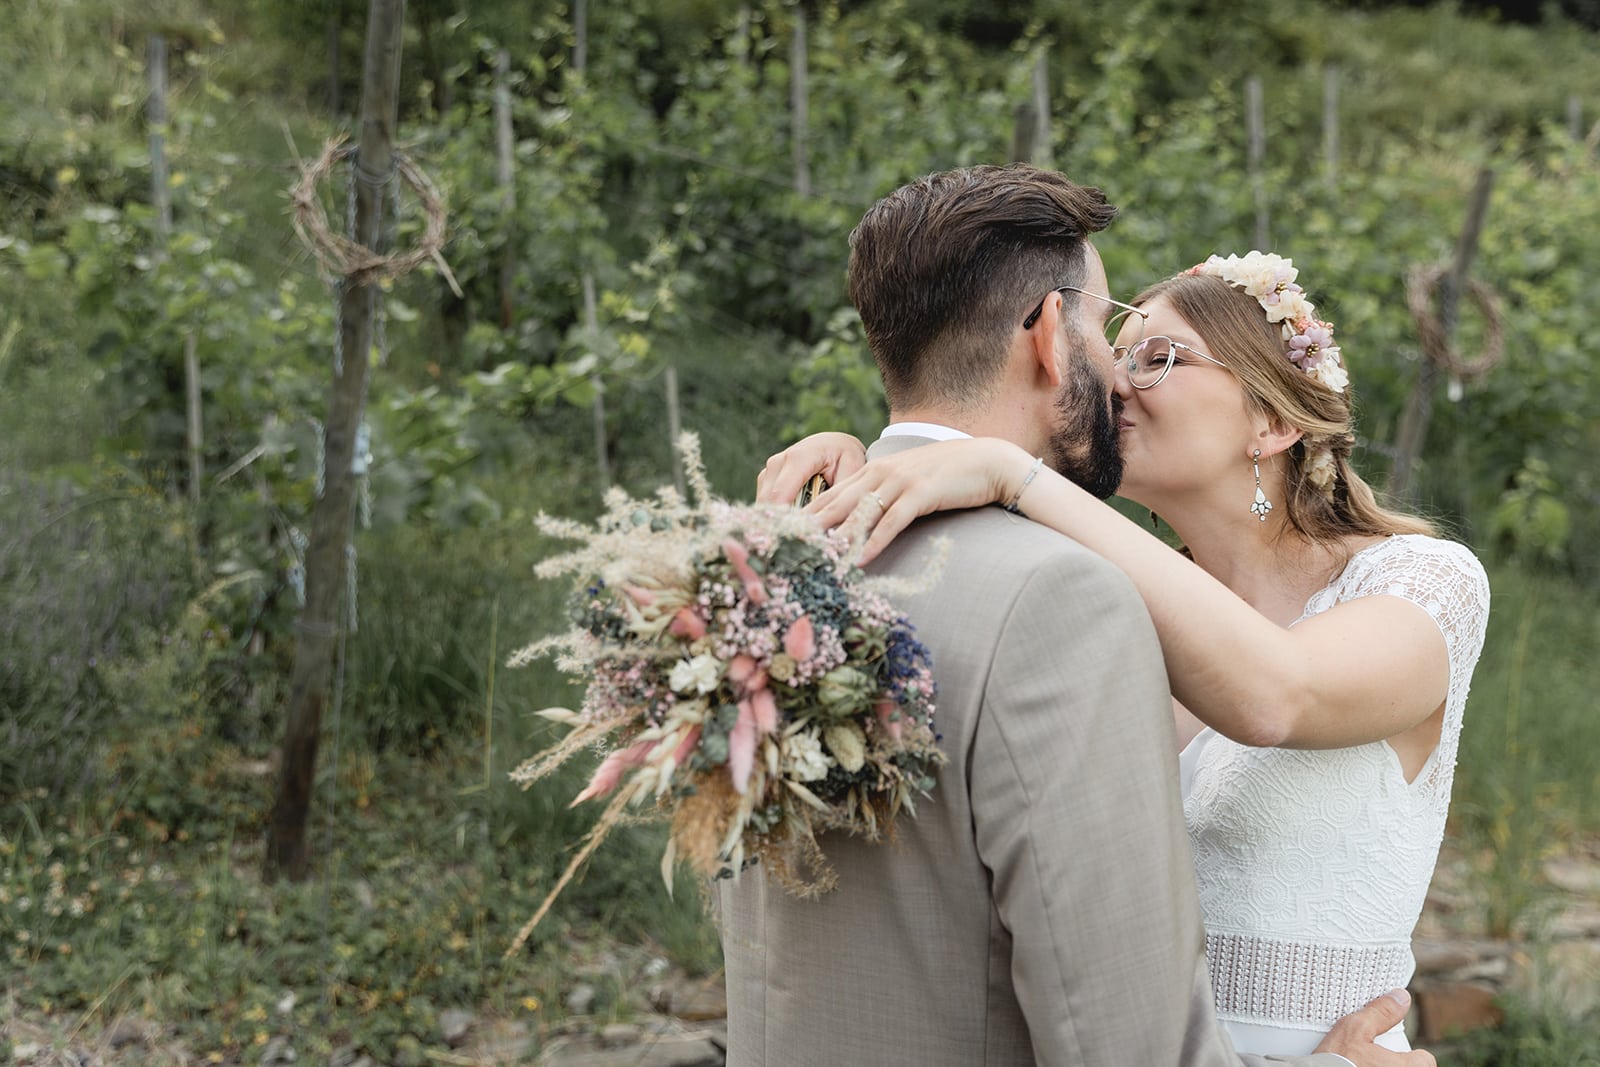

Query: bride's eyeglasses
[1115,335,1229,390]
[1022,285,1148,350]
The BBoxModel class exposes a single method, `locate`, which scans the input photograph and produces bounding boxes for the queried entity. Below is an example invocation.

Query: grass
[0,722,721,1063]
[1442,996,1600,1066]
[1450,563,1600,936]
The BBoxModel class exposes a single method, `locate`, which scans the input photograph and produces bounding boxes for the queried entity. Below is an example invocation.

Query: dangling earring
[1250,449,1273,522]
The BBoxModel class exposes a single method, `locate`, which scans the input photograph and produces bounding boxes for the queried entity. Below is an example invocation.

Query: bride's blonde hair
[1134,272,1435,545]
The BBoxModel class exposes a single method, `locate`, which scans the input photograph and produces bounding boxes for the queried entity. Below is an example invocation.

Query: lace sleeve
[1336,535,1491,797]
[1339,537,1490,681]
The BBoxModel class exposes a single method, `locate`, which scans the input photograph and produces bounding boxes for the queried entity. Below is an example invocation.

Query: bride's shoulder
[1349,532,1483,568]
[1339,533,1491,608]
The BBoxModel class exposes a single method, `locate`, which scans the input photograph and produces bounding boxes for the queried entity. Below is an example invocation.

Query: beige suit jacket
[717,435,1354,1066]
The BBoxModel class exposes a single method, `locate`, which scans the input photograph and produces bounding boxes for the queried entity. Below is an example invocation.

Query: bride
[759,251,1491,1055]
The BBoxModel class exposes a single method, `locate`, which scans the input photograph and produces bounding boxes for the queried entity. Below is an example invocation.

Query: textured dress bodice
[1180,535,1490,1053]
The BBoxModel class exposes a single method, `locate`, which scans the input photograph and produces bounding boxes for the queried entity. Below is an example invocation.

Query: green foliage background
[2,0,1598,1060]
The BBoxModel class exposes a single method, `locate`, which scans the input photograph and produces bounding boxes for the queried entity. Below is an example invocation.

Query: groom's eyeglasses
[1022,285,1147,350]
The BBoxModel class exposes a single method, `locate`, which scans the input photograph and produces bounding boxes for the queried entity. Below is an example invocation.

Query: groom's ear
[1025,292,1066,388]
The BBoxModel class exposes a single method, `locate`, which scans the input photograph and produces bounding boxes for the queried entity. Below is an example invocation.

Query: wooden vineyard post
[265,0,408,883]
[1389,169,1497,501]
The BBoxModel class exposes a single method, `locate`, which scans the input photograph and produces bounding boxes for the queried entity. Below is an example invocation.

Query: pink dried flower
[721,538,769,605]
[671,724,702,766]
[668,607,707,640]
[727,654,768,694]
[783,615,816,662]
[746,688,779,735]
[572,739,655,805]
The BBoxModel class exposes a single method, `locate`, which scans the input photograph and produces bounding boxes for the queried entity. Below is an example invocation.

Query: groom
[720,165,1431,1066]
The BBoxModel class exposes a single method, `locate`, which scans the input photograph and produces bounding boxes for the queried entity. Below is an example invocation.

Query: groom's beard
[1047,353,1124,500]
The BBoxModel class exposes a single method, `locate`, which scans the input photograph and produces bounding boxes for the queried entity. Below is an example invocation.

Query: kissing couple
[719,164,1489,1065]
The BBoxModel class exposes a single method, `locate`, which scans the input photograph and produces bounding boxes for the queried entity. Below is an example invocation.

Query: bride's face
[1110,297,1257,512]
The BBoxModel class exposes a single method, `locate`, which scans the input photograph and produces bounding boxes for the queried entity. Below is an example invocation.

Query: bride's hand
[756,432,868,504]
[809,438,1037,565]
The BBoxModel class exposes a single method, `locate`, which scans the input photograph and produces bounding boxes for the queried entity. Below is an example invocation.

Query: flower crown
[1186,251,1349,394]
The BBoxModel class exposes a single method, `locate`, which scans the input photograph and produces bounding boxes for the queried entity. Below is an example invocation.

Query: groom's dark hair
[848,164,1117,412]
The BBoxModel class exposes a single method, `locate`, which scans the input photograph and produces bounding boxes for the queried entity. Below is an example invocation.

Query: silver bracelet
[1003,456,1045,515]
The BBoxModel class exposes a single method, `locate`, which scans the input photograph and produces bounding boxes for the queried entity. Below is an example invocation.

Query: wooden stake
[1010,98,1038,164]
[666,365,684,497]
[1247,76,1268,249]
[327,12,342,116]
[735,6,751,67]
[266,0,408,883]
[790,10,810,197]
[494,47,515,330]
[148,35,172,248]
[573,0,587,75]
[184,333,202,506]
[583,272,610,488]
[1389,168,1495,500]
[1009,52,1050,164]
[150,33,202,511]
[1323,64,1339,190]
[1030,52,1050,167]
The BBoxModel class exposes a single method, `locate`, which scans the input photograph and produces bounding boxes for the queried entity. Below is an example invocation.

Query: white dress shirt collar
[878,422,972,442]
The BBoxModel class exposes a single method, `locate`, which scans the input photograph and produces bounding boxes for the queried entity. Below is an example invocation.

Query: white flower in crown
[1305,448,1338,492]
[1198,251,1299,301]
[1272,289,1313,329]
[1189,251,1349,394]
[1313,356,1350,393]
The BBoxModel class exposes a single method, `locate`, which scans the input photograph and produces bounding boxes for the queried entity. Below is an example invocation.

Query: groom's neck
[890,405,1036,452]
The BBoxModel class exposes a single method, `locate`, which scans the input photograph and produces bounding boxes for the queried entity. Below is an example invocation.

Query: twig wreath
[290,136,462,295]
[1404,264,1504,381]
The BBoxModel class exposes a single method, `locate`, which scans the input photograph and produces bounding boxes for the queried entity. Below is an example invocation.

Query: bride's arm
[811,437,1452,753]
[1173,700,1206,751]
[755,432,867,504]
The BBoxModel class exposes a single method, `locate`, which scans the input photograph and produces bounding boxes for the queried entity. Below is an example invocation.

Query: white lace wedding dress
[1178,535,1491,1055]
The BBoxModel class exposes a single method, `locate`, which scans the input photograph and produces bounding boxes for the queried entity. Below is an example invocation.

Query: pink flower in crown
[1288,322,1335,370]
[1258,277,1302,309]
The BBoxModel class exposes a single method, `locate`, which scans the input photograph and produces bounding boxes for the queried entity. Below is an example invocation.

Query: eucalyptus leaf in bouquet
[505,434,945,956]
